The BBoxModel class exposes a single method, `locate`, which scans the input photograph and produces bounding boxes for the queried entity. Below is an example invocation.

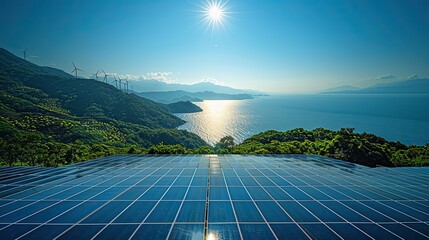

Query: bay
[175,94,429,146]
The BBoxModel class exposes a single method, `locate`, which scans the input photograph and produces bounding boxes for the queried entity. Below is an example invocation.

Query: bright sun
[202,0,228,31]
[208,5,223,22]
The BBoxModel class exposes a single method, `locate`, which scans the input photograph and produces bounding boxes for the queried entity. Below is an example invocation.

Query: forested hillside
[0,48,206,166]
[232,128,429,167]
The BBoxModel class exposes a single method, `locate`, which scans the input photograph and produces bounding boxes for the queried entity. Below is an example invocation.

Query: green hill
[232,128,429,167]
[0,48,206,166]
[167,101,203,113]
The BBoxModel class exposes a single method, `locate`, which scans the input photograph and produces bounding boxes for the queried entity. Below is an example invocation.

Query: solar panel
[0,154,428,239]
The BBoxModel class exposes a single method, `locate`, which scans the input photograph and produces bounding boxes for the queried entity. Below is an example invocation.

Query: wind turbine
[71,63,83,78]
[116,75,123,91]
[93,69,100,81]
[23,49,27,60]
[102,69,111,83]
[112,75,120,89]
[122,78,129,93]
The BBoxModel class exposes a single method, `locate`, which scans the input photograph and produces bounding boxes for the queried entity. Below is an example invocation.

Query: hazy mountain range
[137,90,254,104]
[320,79,429,94]
[125,79,266,95]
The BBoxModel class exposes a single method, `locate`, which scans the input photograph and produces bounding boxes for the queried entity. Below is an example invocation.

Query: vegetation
[167,101,203,113]
[231,128,429,167]
[0,48,207,166]
[1,48,427,168]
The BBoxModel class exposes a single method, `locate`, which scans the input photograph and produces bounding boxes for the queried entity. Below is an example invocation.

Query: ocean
[175,94,429,146]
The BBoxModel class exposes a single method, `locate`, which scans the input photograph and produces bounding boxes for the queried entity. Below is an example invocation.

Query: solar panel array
[0,154,428,240]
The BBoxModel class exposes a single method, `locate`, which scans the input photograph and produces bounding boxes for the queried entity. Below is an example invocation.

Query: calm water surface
[175,94,429,145]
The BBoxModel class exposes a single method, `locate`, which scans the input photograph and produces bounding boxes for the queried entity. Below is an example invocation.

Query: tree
[215,136,235,153]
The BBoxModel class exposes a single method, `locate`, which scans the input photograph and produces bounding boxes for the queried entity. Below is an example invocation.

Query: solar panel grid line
[384,220,429,238]
[1,155,428,240]
[0,173,46,186]
[90,165,183,237]
[0,167,43,176]
[328,201,419,238]
[128,155,187,239]
[241,156,360,240]
[3,174,93,200]
[400,186,429,200]
[407,187,429,199]
[270,167,418,237]
[234,158,314,240]
[260,157,406,239]
[220,161,245,240]
[203,156,211,239]
[0,166,120,228]
[229,156,283,240]
[370,186,423,201]
[391,201,429,221]
[13,158,150,239]
[344,176,426,202]
[55,155,180,239]
[340,175,427,200]
[372,200,429,222]
[164,155,200,239]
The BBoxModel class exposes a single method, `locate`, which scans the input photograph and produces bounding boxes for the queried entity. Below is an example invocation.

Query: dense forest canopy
[0,47,207,167]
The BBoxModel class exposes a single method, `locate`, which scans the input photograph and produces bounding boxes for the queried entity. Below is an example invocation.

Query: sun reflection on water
[204,100,232,121]
[176,99,250,145]
[196,100,240,144]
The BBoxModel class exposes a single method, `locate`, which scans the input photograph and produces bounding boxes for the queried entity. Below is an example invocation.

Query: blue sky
[1,0,428,92]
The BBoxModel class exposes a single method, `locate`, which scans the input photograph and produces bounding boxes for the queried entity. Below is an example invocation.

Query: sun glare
[202,0,228,32]
[208,5,223,22]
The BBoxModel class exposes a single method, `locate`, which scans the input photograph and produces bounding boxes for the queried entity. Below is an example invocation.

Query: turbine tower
[94,69,100,81]
[123,78,129,93]
[102,69,111,83]
[112,75,120,89]
[116,75,123,91]
[71,63,83,78]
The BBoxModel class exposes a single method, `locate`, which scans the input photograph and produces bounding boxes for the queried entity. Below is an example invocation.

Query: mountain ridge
[122,78,265,95]
[137,90,254,104]
[321,79,429,94]
[0,47,207,150]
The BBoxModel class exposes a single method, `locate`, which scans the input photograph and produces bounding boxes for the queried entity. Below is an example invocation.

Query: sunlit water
[175,94,429,146]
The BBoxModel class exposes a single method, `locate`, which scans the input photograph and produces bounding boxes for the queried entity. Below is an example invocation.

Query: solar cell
[0,154,428,239]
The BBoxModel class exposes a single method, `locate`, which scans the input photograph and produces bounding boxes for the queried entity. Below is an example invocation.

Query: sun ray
[200,0,229,34]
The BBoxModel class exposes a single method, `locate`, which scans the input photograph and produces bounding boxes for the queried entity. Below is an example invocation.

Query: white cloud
[369,74,396,81]
[407,74,418,79]
[193,76,227,86]
[95,71,177,83]
[143,72,174,82]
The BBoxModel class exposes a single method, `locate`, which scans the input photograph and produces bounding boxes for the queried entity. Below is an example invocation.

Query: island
[167,101,203,113]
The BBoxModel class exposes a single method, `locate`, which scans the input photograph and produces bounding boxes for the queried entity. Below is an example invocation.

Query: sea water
[175,94,429,146]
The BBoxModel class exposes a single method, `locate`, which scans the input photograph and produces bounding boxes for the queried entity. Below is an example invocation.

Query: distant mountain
[127,79,264,95]
[0,47,206,149]
[137,90,254,104]
[325,79,429,94]
[167,101,203,113]
[319,85,360,93]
